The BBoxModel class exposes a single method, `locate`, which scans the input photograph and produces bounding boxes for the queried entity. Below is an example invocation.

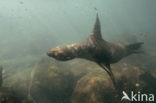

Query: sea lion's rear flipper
[91,8,102,39]
[126,42,144,54]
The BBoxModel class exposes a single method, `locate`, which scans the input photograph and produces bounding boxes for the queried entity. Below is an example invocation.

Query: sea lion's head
[47,47,75,61]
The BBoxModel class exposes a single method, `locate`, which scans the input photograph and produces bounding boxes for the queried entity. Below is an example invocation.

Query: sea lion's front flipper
[91,8,102,39]
[98,63,117,89]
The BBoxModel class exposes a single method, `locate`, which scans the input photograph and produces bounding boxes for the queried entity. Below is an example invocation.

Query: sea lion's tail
[126,42,144,54]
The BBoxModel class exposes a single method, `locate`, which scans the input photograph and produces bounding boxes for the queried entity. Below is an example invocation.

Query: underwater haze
[0,0,156,103]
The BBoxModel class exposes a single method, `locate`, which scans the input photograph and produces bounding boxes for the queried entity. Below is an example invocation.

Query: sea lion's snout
[47,48,60,57]
[47,49,54,57]
[47,47,75,61]
[47,47,66,60]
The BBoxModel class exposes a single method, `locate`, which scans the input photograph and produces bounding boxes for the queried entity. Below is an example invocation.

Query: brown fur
[47,9,143,89]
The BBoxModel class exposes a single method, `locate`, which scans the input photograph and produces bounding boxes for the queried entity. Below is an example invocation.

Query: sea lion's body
[49,33,135,65]
[78,35,126,64]
[47,9,143,88]
[60,35,126,64]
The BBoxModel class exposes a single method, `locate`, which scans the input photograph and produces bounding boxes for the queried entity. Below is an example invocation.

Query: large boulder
[29,58,84,103]
[72,66,156,103]
[72,74,118,103]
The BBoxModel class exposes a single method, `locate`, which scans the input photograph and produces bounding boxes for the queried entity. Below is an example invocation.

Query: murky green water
[0,0,156,103]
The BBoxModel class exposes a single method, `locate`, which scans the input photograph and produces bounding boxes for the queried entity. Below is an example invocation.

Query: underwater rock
[29,58,84,103]
[72,66,156,103]
[139,72,156,95]
[72,74,119,103]
[0,66,3,87]
[2,57,155,103]
[0,66,23,103]
[116,66,145,93]
[0,66,30,103]
[0,88,20,103]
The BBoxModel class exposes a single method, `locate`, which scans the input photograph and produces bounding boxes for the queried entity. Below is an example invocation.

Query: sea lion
[47,9,143,89]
